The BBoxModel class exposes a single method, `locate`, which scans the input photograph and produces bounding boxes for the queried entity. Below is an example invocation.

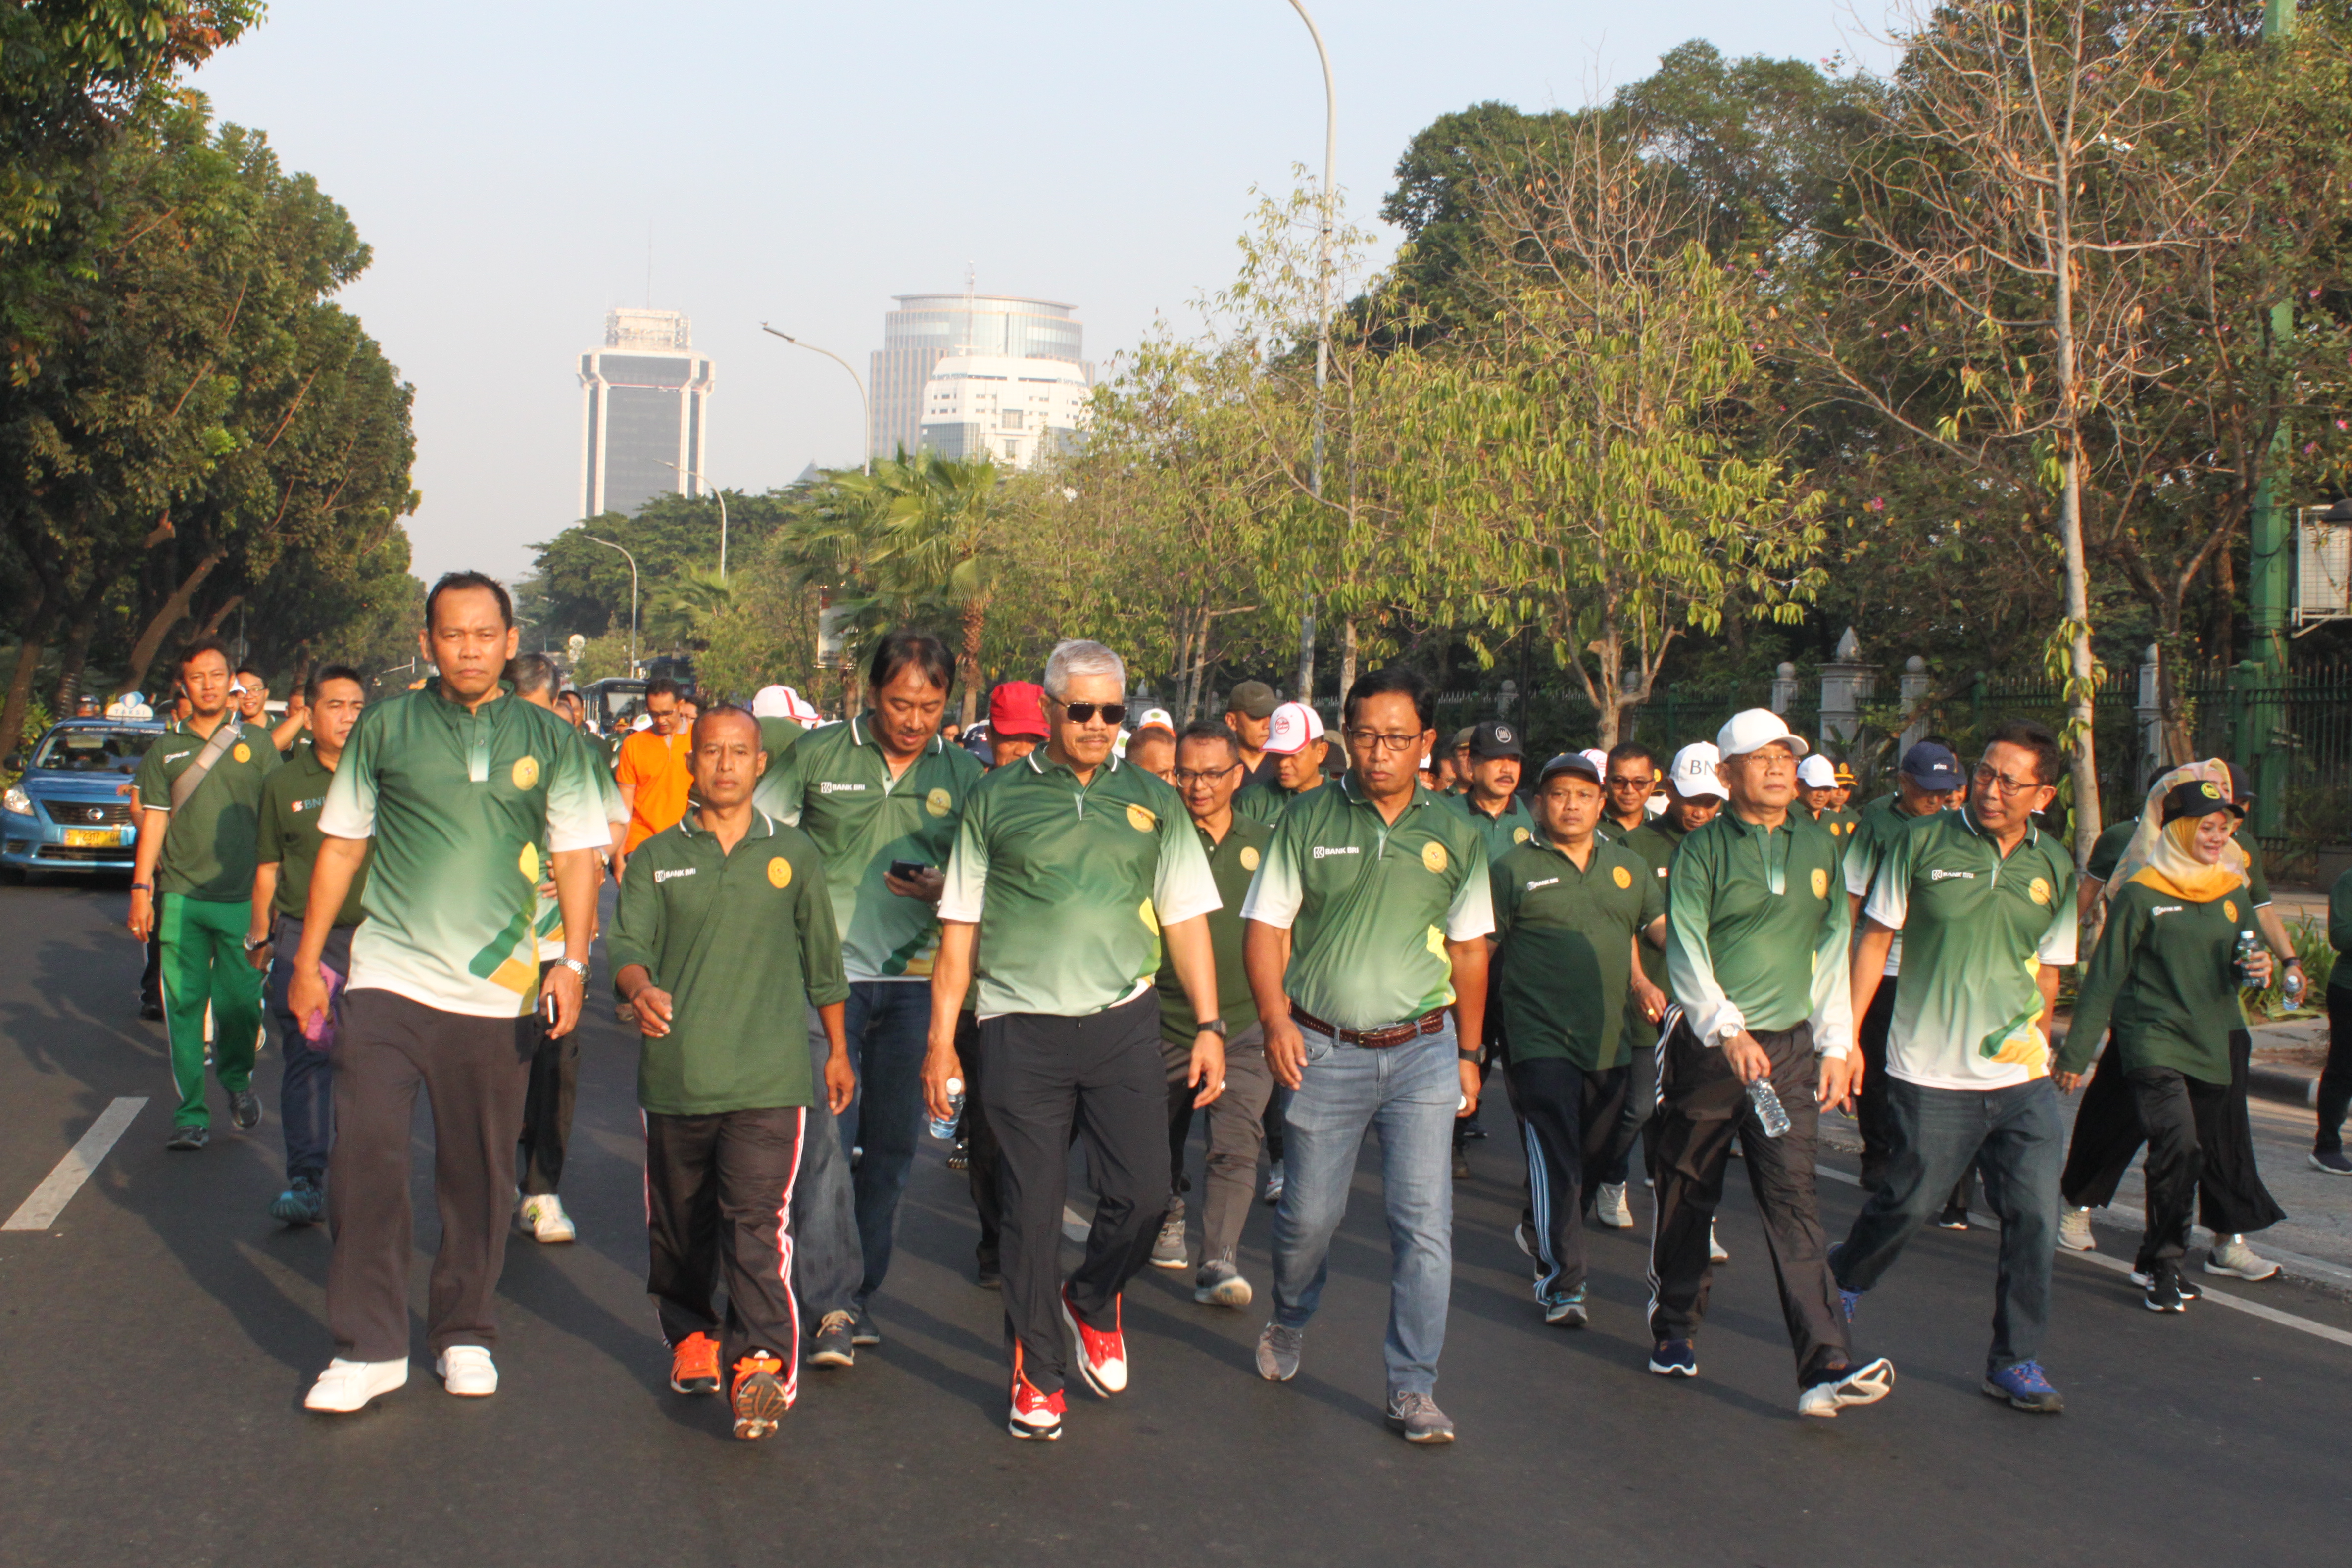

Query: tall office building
[578,308,715,520]
[917,355,1091,469]
[869,292,1086,459]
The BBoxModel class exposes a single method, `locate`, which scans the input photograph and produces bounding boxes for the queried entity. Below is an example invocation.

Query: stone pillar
[1897,655,1931,754]
[1817,627,1877,749]
[1771,661,1798,716]
[2135,643,2163,794]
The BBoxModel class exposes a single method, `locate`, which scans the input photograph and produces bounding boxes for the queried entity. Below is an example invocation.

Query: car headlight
[2,784,31,816]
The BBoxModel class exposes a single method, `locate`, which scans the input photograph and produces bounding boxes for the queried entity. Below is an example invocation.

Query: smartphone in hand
[888,860,932,882]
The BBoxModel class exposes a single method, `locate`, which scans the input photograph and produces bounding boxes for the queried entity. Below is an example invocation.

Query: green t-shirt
[1666,807,1853,1054]
[1235,777,1324,827]
[608,810,850,1114]
[1861,808,2077,1088]
[940,751,1221,1018]
[754,714,984,983]
[320,684,612,1019]
[133,717,283,901]
[1154,812,1273,1046]
[2087,815,2270,906]
[255,745,369,925]
[1238,775,1496,1032]
[1491,834,1665,1069]
[1445,790,1538,865]
[2059,878,2255,1085]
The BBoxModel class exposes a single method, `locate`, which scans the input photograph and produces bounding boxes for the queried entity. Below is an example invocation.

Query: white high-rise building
[578,308,714,520]
[869,292,1085,459]
[917,355,1091,468]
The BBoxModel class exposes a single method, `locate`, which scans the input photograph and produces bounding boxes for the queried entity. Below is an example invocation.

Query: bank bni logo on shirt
[1524,876,1560,892]
[1930,868,1977,882]
[1312,844,1362,860]
[818,781,868,795]
[656,867,697,882]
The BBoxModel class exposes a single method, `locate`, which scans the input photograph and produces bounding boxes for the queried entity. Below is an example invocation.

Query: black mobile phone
[888,860,932,881]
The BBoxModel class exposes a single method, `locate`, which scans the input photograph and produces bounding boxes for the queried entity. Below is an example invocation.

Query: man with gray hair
[923,638,1229,1442]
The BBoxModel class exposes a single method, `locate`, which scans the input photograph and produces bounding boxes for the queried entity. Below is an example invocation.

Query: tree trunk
[116,546,229,699]
[959,598,985,728]
[1338,619,1359,708]
[2,589,60,764]
[51,584,105,715]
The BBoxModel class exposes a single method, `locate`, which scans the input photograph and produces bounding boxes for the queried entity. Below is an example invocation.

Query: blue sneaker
[270,1174,325,1225]
[1648,1339,1698,1377]
[1542,1289,1588,1328]
[1981,1360,2065,1413]
[1826,1244,1864,1323]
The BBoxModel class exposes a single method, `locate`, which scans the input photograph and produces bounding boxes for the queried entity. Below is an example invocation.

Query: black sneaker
[2131,1265,2200,1302]
[849,1306,882,1347]
[2143,1264,2187,1313]
[2310,1148,2352,1176]
[975,1255,1002,1290]
[1935,1203,1971,1230]
[809,1311,855,1367]
[229,1089,262,1132]
[1451,1150,1471,1180]
[140,1000,164,1022]
[165,1124,208,1151]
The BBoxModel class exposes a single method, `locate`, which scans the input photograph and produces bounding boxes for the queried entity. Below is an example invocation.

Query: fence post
[1818,627,1876,749]
[1771,662,1798,716]
[2134,644,2162,795]
[1898,656,1931,753]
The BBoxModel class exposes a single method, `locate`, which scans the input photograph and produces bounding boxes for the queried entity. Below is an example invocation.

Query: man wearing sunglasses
[923,640,1227,1442]
[1598,743,1660,843]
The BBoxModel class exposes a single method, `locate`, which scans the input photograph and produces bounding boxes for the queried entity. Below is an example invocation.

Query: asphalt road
[4,876,2350,1568]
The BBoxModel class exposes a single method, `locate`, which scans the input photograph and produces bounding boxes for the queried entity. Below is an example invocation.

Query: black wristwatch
[1197,1018,1228,1039]
[1458,1047,1483,1063]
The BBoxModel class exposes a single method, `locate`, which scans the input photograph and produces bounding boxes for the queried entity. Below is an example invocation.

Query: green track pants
[159,893,263,1128]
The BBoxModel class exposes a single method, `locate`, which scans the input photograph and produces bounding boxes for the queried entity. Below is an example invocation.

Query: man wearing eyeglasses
[1829,721,2076,1414]
[1242,666,1493,1444]
[922,640,1227,1442]
[1598,742,1660,843]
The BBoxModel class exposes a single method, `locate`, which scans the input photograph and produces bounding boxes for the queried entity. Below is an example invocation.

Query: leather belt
[1287,1002,1447,1049]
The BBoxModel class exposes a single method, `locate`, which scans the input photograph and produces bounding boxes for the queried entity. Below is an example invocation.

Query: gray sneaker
[2204,1234,2279,1281]
[1255,1321,1303,1381]
[1593,1182,1633,1229]
[1385,1390,1456,1443]
[1262,1160,1285,1206]
[1193,1257,1253,1308]
[2057,1206,2096,1252]
[1150,1198,1188,1270]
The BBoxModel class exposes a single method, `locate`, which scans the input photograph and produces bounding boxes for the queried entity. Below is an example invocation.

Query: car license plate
[63,827,121,848]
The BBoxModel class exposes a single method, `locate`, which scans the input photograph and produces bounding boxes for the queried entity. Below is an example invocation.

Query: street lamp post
[761,324,872,475]
[660,461,727,579]
[585,534,640,677]
[1285,0,1336,705]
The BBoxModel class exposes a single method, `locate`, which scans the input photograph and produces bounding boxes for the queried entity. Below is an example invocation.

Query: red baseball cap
[989,681,1049,740]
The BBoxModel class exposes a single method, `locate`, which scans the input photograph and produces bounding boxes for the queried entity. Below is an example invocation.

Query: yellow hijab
[2116,759,2249,905]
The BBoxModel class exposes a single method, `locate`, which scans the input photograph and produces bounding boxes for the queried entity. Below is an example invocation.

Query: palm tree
[646,567,734,652]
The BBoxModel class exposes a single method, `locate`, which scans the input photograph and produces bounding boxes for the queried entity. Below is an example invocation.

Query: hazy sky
[191,1,1889,584]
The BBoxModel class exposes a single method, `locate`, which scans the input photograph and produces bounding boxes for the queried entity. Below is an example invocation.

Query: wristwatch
[1197,1018,1228,1039]
[556,957,591,983]
[242,933,271,952]
[1458,1047,1483,1063]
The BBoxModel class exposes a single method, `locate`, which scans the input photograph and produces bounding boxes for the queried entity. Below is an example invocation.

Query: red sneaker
[729,1350,790,1440]
[1061,1286,1128,1397]
[669,1331,720,1395]
[1008,1369,1065,1440]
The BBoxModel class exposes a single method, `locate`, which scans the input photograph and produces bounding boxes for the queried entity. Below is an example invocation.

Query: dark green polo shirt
[754,714,983,982]
[1446,789,1538,865]
[1238,775,1495,1031]
[1492,833,1664,1069]
[255,745,369,925]
[756,716,806,768]
[608,810,850,1114]
[1155,812,1274,1046]
[1666,807,1853,1053]
[133,717,283,901]
[1235,777,1325,827]
[2060,878,2254,1085]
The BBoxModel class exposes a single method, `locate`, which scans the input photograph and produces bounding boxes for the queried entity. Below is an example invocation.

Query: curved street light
[1284,0,1336,704]
[584,534,640,677]
[761,323,872,476]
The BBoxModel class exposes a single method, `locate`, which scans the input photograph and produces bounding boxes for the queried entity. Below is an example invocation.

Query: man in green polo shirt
[1234,700,1329,826]
[1650,709,1893,1419]
[1242,665,1493,1445]
[1490,751,1665,1329]
[1834,720,2077,1414]
[611,704,855,1441]
[246,664,369,1223]
[1443,719,1533,1163]
[922,639,1226,1442]
[753,629,983,1366]
[1147,718,1277,1306]
[128,637,284,1150]
[292,573,611,1415]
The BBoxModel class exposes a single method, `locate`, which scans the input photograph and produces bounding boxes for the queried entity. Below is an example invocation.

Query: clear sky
[189,1,1890,584]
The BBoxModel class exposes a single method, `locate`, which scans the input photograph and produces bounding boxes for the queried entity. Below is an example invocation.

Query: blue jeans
[1833,1075,2063,1372]
[266,914,348,1183]
[791,1016,860,1326]
[806,981,931,1309]
[1271,1019,1459,1398]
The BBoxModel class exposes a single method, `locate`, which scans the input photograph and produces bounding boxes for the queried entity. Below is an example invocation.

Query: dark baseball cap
[1225,681,1278,721]
[2161,777,2244,823]
[2224,759,2253,806]
[1469,720,1524,760]
[1451,726,1477,752]
[1899,741,1965,791]
[1536,750,1601,787]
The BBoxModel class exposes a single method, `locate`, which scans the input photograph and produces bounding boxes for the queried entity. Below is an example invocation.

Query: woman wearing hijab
[2055,766,2284,1313]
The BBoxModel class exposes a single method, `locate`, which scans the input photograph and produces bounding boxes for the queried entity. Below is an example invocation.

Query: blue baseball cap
[1899,742,1965,791]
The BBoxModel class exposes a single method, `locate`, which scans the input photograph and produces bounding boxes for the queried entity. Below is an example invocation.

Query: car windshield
[32,727,157,774]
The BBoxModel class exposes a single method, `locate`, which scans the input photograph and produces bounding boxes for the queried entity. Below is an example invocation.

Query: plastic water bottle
[2283,965,2307,1010]
[1746,1078,1792,1139]
[2234,931,2264,992]
[928,1077,965,1140]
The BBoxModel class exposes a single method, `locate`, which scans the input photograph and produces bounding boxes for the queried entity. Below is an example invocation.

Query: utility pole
[1286,0,1335,706]
[2245,0,2297,836]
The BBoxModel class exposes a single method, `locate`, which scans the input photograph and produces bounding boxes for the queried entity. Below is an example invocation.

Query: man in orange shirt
[615,678,692,873]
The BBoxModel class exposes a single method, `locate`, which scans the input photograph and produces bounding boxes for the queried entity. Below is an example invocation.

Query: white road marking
[4,1098,147,1231]
[1815,1160,2352,1351]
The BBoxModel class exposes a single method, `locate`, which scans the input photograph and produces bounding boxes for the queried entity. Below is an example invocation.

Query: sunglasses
[1053,700,1127,725]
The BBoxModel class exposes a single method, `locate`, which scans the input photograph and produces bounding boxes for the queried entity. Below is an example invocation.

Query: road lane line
[4,1098,147,1231]
[1814,1160,2352,1351]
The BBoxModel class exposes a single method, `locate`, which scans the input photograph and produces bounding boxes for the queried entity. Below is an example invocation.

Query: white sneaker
[1709,1223,1729,1264]
[303,1357,408,1413]
[435,1345,498,1396]
[2204,1234,2280,1281]
[518,1193,576,1244]
[2057,1207,2097,1252]
[1798,1356,1896,1418]
[1595,1182,1633,1229]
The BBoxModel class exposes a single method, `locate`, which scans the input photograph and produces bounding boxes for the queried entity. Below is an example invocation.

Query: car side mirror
[2,749,22,772]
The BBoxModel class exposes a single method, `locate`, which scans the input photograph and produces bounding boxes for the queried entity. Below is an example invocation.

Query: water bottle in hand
[1746,1078,1792,1139]
[2233,931,2264,992]
[928,1077,965,1140]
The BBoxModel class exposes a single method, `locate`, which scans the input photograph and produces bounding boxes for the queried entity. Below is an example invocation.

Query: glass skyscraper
[869,294,1085,460]
[579,308,715,520]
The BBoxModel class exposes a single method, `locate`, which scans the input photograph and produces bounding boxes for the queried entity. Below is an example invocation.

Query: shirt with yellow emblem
[1666,807,1854,1056]
[133,717,283,901]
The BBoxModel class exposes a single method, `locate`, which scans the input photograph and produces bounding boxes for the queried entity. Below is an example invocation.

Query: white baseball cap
[1579,748,1610,778]
[1715,708,1808,761]
[1133,707,1176,735]
[1667,742,1730,801]
[1263,701,1326,756]
[1796,754,1837,789]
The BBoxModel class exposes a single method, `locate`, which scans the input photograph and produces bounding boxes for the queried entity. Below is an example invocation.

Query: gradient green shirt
[1491,834,1664,1069]
[1155,812,1273,1046]
[1666,807,1854,1056]
[320,684,611,1018]
[1844,793,1938,976]
[755,715,984,983]
[1239,775,1495,1031]
[609,810,849,1114]
[255,744,368,925]
[940,751,1220,1018]
[536,727,628,962]
[133,717,283,901]
[1861,808,2077,1088]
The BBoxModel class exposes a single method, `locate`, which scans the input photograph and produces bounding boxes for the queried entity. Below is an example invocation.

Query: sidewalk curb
[2248,1063,2320,1109]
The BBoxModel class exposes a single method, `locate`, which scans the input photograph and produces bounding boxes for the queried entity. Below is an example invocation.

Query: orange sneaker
[730,1350,790,1440]
[669,1332,721,1395]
